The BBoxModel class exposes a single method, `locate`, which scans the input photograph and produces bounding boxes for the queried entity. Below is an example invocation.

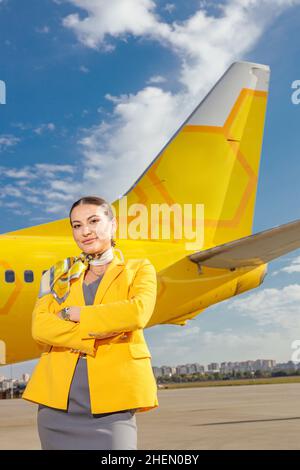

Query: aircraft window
[24,270,34,283]
[5,270,15,283]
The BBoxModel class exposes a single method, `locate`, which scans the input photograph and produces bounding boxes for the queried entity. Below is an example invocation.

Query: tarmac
[1,382,300,450]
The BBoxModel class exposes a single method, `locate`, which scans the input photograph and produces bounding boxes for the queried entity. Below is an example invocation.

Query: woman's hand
[68,306,81,322]
[57,306,81,322]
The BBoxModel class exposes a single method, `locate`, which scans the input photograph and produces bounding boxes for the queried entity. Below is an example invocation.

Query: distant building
[253,359,276,370]
[207,363,219,372]
[274,361,298,371]
[0,380,11,391]
[185,363,205,374]
[161,366,173,377]
[176,365,189,375]
[152,366,162,378]
[220,359,276,373]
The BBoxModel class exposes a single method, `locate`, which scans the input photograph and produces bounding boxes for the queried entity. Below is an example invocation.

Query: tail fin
[116,61,270,251]
[4,62,270,252]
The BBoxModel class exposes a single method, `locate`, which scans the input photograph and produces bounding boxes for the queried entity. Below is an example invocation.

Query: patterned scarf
[38,246,119,304]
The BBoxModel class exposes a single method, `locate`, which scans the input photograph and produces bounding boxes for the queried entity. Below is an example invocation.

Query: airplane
[1,60,300,366]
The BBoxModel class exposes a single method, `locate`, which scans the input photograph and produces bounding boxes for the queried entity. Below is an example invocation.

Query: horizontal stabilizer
[188,219,300,269]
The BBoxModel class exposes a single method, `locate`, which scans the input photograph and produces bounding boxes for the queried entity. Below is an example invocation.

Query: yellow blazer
[22,251,159,414]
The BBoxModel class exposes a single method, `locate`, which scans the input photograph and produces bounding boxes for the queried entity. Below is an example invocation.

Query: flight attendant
[22,195,159,450]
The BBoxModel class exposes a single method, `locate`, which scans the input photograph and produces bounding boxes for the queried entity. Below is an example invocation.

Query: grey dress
[37,275,137,450]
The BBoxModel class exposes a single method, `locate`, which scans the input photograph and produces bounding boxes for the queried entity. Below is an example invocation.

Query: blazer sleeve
[79,259,157,339]
[31,291,96,356]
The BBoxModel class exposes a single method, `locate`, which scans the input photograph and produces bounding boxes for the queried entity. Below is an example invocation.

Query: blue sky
[1,0,300,380]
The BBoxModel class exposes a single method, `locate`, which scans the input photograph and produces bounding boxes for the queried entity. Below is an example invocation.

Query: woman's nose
[82,226,92,235]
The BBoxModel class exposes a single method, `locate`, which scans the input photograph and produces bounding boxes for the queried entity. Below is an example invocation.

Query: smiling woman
[68,197,118,295]
[22,195,158,450]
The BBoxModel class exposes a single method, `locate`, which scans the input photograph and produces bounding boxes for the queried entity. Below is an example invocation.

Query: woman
[22,195,159,450]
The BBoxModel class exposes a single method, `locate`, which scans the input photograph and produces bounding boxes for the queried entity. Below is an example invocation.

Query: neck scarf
[38,246,121,304]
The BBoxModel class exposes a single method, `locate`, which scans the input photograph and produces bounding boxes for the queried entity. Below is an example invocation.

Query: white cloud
[166,325,201,340]
[150,324,294,366]
[77,86,184,199]
[148,281,300,366]
[273,255,300,275]
[34,123,56,135]
[63,0,300,93]
[79,65,89,73]
[0,134,20,152]
[34,163,75,174]
[0,167,35,179]
[35,25,50,34]
[10,122,32,131]
[0,163,80,215]
[228,284,300,329]
[62,0,169,51]
[147,75,166,84]
[60,0,300,204]
[4,1,300,221]
[164,3,175,14]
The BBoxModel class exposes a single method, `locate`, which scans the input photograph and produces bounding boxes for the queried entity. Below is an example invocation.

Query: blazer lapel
[75,251,125,306]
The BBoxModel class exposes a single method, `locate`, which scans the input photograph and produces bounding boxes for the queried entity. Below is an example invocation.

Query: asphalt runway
[1,383,300,450]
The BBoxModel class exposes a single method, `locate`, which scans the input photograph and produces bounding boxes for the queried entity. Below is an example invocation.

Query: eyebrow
[71,215,100,224]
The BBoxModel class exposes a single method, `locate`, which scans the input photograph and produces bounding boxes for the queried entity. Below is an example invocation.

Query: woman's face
[70,204,117,254]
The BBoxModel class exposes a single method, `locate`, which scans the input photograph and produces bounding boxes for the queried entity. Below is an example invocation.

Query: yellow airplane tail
[117,61,270,251]
[3,61,270,255]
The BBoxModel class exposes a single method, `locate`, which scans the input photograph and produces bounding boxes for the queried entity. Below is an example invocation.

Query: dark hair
[69,196,116,247]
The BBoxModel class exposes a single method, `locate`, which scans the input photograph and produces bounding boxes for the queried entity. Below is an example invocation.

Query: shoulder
[124,257,155,270]
[124,258,157,282]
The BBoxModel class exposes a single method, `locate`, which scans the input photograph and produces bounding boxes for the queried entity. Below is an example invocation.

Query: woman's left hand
[68,306,81,322]
[57,306,81,322]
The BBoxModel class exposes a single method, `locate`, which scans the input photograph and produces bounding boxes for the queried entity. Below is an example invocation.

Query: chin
[82,244,104,253]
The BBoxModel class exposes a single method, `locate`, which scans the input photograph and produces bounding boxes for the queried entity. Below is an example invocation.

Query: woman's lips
[82,238,97,244]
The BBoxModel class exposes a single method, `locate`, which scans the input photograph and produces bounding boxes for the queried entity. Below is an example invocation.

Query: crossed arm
[31,260,157,356]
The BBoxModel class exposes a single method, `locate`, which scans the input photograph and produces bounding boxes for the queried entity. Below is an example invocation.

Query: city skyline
[1,355,298,382]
